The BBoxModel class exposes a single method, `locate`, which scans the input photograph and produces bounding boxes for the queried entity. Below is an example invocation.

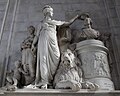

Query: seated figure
[1,61,28,91]
[2,71,17,91]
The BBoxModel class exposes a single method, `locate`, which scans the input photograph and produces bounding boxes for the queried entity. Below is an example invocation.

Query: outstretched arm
[62,15,79,27]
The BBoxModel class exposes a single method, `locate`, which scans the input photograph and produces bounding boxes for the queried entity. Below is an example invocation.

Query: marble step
[2,89,120,96]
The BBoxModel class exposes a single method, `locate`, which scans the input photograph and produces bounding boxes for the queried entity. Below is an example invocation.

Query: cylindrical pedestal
[76,39,114,90]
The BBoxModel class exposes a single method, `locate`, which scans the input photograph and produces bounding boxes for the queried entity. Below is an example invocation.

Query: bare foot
[41,84,47,89]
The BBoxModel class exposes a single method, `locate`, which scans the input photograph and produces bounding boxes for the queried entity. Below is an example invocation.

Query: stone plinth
[2,89,120,96]
[76,39,114,90]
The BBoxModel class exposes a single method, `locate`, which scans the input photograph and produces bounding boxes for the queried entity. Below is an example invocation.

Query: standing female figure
[32,5,79,89]
[21,26,36,85]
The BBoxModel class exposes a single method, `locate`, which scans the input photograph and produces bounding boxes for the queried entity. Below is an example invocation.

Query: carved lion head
[60,49,77,68]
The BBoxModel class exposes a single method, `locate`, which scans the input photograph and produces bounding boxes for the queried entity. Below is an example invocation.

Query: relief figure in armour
[78,13,100,39]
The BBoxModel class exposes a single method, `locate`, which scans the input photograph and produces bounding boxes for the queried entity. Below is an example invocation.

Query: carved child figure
[13,60,28,88]
[1,61,28,91]
[3,71,17,91]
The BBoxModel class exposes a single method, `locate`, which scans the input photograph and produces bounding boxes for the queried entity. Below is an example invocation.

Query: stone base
[76,39,114,90]
[1,89,120,96]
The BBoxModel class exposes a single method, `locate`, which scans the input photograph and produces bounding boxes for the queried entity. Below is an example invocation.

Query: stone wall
[0,0,120,90]
[0,0,8,87]
[102,0,120,89]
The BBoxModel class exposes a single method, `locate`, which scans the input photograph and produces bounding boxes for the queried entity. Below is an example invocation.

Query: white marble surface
[1,87,120,96]
[76,39,114,90]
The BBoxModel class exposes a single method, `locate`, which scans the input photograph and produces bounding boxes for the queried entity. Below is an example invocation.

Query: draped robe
[35,20,65,85]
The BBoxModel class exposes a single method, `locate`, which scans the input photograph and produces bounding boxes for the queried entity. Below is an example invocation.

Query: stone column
[76,39,114,90]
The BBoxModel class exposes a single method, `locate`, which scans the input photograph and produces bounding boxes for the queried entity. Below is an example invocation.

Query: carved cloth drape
[35,20,65,85]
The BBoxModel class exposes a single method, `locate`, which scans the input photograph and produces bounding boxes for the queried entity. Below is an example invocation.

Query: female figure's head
[42,5,53,18]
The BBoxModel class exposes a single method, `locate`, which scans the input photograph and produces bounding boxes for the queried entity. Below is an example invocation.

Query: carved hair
[28,26,35,31]
[28,26,35,33]
[79,13,90,20]
[42,5,53,16]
